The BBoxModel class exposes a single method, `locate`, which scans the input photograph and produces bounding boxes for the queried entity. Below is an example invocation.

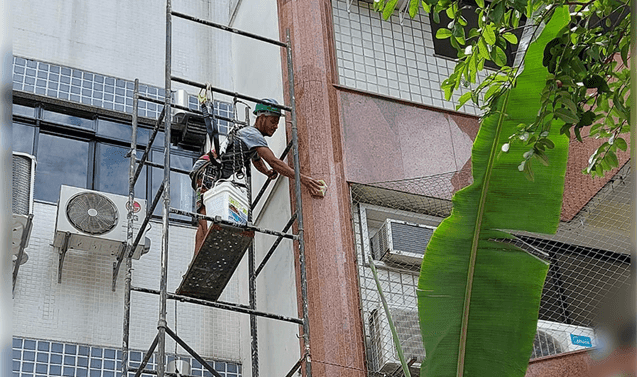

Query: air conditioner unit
[532,320,596,358]
[370,219,435,266]
[369,305,425,375]
[12,152,36,270]
[368,308,596,373]
[53,185,150,259]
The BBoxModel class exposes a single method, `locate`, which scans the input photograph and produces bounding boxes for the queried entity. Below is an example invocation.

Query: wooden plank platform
[176,223,254,301]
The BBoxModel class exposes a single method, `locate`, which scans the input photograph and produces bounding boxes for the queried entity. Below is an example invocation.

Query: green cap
[253,98,282,117]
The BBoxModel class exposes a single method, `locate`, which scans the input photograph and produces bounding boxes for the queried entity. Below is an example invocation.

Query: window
[35,133,90,203]
[428,1,524,68]
[12,101,199,220]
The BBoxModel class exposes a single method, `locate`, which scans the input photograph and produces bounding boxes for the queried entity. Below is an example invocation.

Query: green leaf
[418,7,570,377]
[457,91,472,109]
[492,46,507,67]
[621,42,629,66]
[476,0,485,8]
[555,108,579,124]
[606,151,619,168]
[382,0,399,20]
[615,137,628,151]
[436,28,453,39]
[483,24,496,45]
[502,32,518,44]
[409,0,419,17]
[492,2,505,24]
[478,38,491,60]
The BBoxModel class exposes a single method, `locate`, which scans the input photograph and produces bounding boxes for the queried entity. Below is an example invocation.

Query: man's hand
[266,169,278,180]
[301,175,326,197]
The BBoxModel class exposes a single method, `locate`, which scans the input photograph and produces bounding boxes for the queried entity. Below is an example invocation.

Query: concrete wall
[13,0,233,91]
[230,1,300,376]
[13,202,241,361]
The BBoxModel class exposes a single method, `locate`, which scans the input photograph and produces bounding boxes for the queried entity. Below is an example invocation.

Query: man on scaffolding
[190,97,325,252]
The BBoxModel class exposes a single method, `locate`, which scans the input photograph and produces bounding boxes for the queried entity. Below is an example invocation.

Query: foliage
[373,0,630,177]
[415,8,570,376]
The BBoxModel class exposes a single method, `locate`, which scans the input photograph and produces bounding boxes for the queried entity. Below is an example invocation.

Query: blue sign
[570,334,593,347]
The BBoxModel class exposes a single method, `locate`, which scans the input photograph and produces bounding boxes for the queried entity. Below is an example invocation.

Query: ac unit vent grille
[390,307,425,361]
[532,330,564,358]
[390,222,434,255]
[12,154,34,215]
[66,192,119,235]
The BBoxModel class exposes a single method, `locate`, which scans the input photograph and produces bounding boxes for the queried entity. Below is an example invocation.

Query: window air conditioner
[370,219,435,266]
[532,320,596,358]
[53,185,151,259]
[369,305,425,375]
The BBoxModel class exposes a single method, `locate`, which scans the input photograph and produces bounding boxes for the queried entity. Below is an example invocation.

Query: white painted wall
[13,201,242,361]
[230,0,301,376]
[13,0,233,91]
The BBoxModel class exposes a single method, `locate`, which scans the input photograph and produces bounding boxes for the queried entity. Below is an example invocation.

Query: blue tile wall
[12,56,234,135]
[12,337,241,377]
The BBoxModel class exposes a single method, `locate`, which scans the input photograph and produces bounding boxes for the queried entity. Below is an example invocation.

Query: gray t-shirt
[220,126,268,177]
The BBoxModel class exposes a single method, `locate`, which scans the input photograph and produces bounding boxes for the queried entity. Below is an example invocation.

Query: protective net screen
[350,164,631,376]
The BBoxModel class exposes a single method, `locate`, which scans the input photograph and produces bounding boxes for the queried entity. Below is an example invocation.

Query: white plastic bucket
[203,181,249,226]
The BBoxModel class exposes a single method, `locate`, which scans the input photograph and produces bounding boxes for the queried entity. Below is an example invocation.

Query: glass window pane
[13,104,35,118]
[12,123,35,154]
[97,119,131,142]
[35,134,89,202]
[95,144,146,200]
[42,109,95,131]
[151,151,194,220]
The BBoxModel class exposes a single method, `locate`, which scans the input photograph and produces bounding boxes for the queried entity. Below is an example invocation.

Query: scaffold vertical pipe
[158,1,172,376]
[122,79,139,377]
[285,29,312,377]
[246,166,259,377]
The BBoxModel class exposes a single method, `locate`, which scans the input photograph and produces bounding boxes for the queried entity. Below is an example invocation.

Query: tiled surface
[11,337,241,377]
[12,56,234,134]
[332,0,483,115]
[13,202,242,363]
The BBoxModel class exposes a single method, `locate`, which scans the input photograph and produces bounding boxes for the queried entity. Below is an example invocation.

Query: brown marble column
[277,1,367,376]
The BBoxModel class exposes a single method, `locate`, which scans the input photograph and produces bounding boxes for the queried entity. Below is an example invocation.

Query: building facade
[10,1,630,377]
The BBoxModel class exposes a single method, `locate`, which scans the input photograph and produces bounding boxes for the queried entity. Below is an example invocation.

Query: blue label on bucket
[570,334,592,347]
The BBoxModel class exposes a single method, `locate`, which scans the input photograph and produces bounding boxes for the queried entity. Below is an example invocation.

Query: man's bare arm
[255,146,324,196]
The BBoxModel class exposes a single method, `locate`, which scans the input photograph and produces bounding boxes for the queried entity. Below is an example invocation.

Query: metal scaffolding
[119,2,312,377]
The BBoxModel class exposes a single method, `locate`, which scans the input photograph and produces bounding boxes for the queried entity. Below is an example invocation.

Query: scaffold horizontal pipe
[134,108,165,184]
[169,207,299,240]
[171,76,293,112]
[251,141,293,210]
[138,159,190,175]
[169,102,248,126]
[171,11,288,48]
[255,213,297,278]
[127,183,164,259]
[129,370,207,377]
[137,95,165,106]
[131,286,304,325]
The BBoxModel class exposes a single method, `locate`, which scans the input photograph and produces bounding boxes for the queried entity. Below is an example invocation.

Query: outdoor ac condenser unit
[369,305,425,375]
[370,219,435,266]
[53,185,150,259]
[12,152,36,266]
[533,320,596,358]
[369,306,597,373]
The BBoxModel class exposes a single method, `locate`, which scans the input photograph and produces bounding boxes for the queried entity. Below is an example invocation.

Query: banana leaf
[417,7,571,377]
